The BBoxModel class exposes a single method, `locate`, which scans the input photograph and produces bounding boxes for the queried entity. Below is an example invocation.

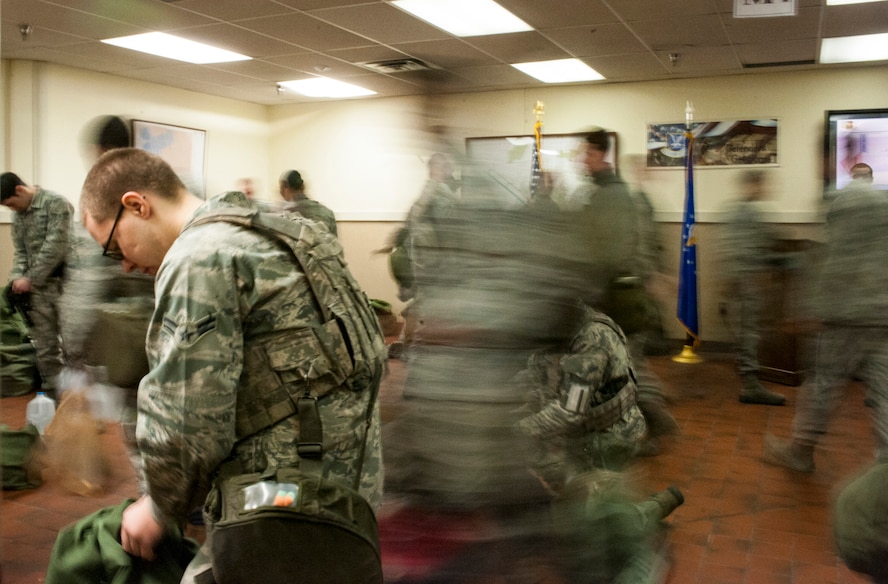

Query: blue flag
[677,131,699,345]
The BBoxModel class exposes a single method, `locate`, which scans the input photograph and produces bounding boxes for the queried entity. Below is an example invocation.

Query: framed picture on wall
[824,108,888,192]
[646,119,778,168]
[464,132,617,206]
[132,120,207,197]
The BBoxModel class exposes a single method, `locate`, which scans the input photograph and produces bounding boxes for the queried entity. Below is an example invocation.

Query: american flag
[530,121,542,198]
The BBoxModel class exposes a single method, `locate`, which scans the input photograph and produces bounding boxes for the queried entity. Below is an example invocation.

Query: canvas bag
[0,423,42,490]
[204,391,383,584]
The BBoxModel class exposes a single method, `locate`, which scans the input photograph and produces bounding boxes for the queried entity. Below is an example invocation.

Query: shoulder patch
[162,314,217,349]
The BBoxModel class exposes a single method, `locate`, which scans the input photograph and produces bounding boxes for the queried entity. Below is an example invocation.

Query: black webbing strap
[296,395,324,477]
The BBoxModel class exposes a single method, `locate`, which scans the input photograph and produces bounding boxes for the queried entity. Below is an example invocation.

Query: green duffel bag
[1,423,42,490]
[0,343,38,397]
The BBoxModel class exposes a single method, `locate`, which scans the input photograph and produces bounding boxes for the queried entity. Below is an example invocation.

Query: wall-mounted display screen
[824,109,888,192]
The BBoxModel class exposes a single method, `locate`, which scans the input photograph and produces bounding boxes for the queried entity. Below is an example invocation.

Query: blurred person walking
[764,172,888,473]
[720,170,790,405]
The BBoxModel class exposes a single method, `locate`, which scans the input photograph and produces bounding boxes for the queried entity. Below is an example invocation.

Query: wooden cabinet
[757,239,820,386]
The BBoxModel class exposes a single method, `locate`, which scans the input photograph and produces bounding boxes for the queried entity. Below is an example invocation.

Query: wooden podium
[757,239,820,386]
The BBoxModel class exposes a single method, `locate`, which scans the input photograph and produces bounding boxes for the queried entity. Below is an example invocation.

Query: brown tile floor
[0,352,877,583]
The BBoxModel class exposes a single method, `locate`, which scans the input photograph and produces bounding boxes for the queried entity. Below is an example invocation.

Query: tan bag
[44,390,111,496]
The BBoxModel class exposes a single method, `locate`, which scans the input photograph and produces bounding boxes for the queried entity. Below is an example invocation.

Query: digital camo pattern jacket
[10,188,73,286]
[138,192,382,527]
[516,307,647,478]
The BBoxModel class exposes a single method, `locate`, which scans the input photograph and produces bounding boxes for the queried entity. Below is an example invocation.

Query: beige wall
[3,60,886,344]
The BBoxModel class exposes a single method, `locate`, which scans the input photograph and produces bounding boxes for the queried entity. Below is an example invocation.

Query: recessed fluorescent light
[512,59,605,83]
[102,32,251,64]
[391,0,532,37]
[820,33,888,63]
[278,77,376,98]
[826,0,886,5]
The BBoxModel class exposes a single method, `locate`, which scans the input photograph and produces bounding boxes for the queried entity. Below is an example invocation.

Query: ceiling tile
[497,0,618,30]
[822,3,888,37]
[177,23,303,57]
[172,0,295,22]
[263,52,372,78]
[584,52,671,80]
[736,39,818,66]
[724,6,822,43]
[309,3,450,44]
[543,23,649,57]
[611,0,717,21]
[465,31,572,64]
[390,39,500,69]
[627,15,731,50]
[450,63,541,87]
[327,45,412,65]
[43,0,215,31]
[235,12,372,51]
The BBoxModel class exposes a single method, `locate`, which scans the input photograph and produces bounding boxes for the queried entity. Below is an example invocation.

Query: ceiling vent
[743,59,815,69]
[359,58,431,74]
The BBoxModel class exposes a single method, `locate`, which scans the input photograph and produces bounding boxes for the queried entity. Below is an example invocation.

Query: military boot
[637,485,685,526]
[762,434,815,473]
[739,374,786,405]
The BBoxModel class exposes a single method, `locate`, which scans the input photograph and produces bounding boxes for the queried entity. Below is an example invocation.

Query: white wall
[3,60,888,343]
[3,61,270,212]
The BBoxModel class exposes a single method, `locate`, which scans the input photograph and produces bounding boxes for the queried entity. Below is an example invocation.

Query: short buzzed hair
[0,172,25,202]
[850,163,873,182]
[585,129,610,153]
[80,148,186,222]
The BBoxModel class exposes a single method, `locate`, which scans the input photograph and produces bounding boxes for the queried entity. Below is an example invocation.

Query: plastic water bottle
[26,392,56,434]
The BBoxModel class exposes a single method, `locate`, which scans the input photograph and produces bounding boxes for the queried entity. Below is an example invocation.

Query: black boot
[739,374,785,405]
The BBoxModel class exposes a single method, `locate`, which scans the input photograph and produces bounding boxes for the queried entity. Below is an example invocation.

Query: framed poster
[464,132,617,206]
[824,108,888,192]
[646,119,778,168]
[132,120,207,197]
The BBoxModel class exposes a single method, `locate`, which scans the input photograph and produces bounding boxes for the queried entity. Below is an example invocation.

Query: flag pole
[673,100,703,364]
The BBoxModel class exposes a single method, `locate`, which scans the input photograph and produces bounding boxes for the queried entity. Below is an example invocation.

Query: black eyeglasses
[102,204,125,261]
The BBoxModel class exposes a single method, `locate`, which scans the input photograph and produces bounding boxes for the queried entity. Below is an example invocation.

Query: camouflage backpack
[187,205,387,438]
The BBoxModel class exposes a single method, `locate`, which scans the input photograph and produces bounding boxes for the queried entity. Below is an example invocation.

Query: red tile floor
[0,352,876,583]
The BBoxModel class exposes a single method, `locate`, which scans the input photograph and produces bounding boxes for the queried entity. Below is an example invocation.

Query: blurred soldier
[79,148,384,581]
[279,169,338,235]
[1,172,74,393]
[576,134,677,451]
[387,153,459,356]
[721,170,788,405]
[404,153,459,298]
[764,174,888,472]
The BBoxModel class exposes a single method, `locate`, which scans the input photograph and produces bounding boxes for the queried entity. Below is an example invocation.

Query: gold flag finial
[534,100,545,123]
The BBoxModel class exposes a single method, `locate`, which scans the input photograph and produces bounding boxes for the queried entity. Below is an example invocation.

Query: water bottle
[26,391,56,434]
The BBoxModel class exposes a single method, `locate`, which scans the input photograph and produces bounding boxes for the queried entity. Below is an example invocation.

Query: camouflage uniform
[574,168,639,290]
[516,307,647,485]
[405,179,458,293]
[134,192,383,582]
[791,181,888,459]
[284,194,338,236]
[9,187,73,390]
[721,199,784,376]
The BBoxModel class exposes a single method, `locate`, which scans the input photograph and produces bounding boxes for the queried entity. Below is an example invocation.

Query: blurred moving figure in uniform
[720,170,789,406]
[764,168,888,473]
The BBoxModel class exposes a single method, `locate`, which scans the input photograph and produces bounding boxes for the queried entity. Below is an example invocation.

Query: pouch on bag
[205,465,383,584]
